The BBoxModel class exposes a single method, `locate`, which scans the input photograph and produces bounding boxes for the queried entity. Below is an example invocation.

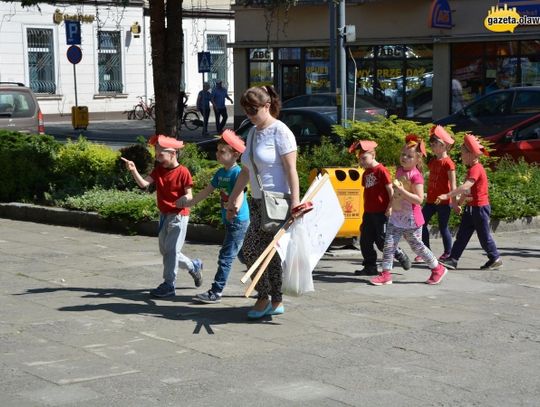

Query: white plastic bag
[282,219,314,296]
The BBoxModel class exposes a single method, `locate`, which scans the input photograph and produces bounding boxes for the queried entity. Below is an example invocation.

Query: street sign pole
[73,64,78,107]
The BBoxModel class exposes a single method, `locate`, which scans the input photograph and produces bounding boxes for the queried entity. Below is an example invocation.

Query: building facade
[231,0,540,126]
[0,0,234,117]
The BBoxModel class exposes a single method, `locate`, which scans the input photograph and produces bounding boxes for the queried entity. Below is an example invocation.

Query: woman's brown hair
[240,86,281,118]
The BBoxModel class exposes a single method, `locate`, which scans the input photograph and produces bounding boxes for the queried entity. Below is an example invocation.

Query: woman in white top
[227,86,300,319]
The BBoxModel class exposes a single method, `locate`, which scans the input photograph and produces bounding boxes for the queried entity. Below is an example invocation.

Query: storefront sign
[429,0,453,29]
[53,9,95,24]
[250,48,272,61]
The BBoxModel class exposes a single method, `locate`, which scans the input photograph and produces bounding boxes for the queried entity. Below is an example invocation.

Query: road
[44,118,213,149]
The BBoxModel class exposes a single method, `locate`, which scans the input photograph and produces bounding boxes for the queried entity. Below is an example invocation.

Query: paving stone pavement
[1,218,539,406]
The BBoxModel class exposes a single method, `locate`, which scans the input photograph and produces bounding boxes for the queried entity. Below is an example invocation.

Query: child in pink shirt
[371,134,447,286]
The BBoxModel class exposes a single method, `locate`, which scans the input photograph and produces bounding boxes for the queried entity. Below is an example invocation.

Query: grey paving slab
[1,218,540,406]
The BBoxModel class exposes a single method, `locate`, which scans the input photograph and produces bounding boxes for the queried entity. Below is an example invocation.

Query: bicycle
[179,105,203,130]
[133,96,155,120]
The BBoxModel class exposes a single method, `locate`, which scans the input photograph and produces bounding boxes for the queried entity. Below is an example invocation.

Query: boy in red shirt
[419,125,457,262]
[350,140,411,276]
[437,134,502,270]
[121,135,203,297]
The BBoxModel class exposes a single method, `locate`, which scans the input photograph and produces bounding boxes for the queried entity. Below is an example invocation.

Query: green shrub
[61,188,158,222]
[114,142,155,190]
[53,136,119,195]
[0,130,60,202]
[297,137,355,194]
[188,163,225,227]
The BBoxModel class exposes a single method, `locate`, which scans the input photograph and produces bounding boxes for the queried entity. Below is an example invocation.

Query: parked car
[435,87,540,136]
[483,113,540,163]
[282,92,387,119]
[196,107,344,159]
[0,82,44,134]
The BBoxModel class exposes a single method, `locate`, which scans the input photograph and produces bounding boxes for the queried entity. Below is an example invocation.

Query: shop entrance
[280,64,301,101]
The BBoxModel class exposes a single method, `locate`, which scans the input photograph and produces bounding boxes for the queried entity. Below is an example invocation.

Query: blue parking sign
[198,52,211,73]
[65,21,81,45]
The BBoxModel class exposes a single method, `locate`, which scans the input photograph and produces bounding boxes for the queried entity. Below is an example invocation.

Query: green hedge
[1,123,539,228]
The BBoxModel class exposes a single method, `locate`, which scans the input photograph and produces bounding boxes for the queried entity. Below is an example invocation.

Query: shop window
[207,34,228,85]
[249,48,273,87]
[98,31,123,93]
[520,42,540,86]
[406,60,433,118]
[306,47,329,94]
[27,28,56,94]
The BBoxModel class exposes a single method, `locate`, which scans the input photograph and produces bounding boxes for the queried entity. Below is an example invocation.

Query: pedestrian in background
[212,79,233,134]
[438,134,503,271]
[121,135,203,298]
[197,82,212,136]
[178,130,249,304]
[418,125,457,263]
[177,89,188,130]
[371,134,448,286]
[349,140,411,276]
[227,85,303,319]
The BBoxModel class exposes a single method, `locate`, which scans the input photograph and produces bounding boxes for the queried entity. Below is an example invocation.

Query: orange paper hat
[463,133,488,156]
[220,129,246,153]
[405,134,427,157]
[148,134,184,150]
[430,125,455,145]
[348,140,378,154]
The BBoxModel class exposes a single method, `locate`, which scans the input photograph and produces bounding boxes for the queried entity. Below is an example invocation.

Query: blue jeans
[421,203,453,254]
[211,218,249,294]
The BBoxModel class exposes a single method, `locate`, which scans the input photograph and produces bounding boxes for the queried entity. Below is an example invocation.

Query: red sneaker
[414,255,424,263]
[426,264,448,285]
[438,252,451,261]
[370,271,392,286]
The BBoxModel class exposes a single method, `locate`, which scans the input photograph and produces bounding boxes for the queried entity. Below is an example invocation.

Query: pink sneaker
[414,256,424,263]
[426,264,448,285]
[438,252,451,261]
[370,271,392,286]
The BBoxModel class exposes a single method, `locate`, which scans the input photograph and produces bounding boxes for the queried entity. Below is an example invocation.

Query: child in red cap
[178,130,250,303]
[438,134,502,270]
[121,135,203,298]
[371,135,448,286]
[418,125,457,263]
[349,140,411,276]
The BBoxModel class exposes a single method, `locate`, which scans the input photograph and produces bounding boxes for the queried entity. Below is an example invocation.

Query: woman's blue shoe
[267,305,285,315]
[247,303,272,319]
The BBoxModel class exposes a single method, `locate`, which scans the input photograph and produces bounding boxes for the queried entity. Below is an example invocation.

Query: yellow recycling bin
[71,106,89,130]
[309,167,365,238]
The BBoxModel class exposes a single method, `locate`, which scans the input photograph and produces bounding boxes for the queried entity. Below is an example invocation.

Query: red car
[484,113,540,164]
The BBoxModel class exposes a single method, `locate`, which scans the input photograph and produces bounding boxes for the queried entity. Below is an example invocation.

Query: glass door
[280,64,301,101]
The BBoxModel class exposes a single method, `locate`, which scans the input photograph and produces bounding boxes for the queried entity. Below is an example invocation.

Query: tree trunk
[149,0,183,137]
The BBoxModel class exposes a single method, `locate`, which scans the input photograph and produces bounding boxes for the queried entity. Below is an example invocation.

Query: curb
[0,202,538,244]
[0,203,225,244]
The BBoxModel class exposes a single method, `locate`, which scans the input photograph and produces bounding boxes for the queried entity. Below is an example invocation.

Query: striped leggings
[382,223,438,271]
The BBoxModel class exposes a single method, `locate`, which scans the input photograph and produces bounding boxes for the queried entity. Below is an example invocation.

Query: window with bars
[98,31,123,93]
[207,34,228,86]
[27,28,56,94]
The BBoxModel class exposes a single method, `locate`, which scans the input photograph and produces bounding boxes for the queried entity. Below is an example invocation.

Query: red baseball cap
[405,134,427,157]
[430,125,455,145]
[463,133,488,156]
[219,129,246,153]
[348,140,378,154]
[148,134,184,150]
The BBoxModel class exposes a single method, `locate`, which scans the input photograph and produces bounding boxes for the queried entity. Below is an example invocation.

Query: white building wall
[0,2,235,115]
[182,17,235,106]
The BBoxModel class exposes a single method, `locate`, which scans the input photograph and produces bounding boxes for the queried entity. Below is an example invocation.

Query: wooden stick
[240,218,292,284]
[244,246,277,298]
[242,173,330,297]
